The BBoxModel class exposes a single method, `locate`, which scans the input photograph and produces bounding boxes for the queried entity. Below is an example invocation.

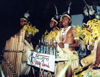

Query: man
[58,20,63,29]
[81,22,100,67]
[80,39,100,77]
[81,39,100,66]
[19,18,34,76]
[56,14,79,77]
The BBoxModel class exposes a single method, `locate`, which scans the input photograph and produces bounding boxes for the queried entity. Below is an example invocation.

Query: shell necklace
[60,26,71,43]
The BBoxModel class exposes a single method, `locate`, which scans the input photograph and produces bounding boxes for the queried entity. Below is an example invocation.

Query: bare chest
[62,32,74,43]
[60,27,74,43]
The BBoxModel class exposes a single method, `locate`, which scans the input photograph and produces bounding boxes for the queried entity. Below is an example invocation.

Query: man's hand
[91,64,99,69]
[58,42,64,48]
[89,45,94,50]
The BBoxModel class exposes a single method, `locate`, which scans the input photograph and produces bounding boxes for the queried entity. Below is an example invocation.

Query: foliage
[23,23,39,36]
[74,19,100,45]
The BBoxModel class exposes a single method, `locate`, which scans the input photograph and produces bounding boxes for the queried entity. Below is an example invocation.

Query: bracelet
[87,45,89,50]
[64,44,69,48]
[74,37,79,40]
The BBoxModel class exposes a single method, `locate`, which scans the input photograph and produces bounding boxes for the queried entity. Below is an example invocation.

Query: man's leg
[66,66,72,77]
[56,62,65,77]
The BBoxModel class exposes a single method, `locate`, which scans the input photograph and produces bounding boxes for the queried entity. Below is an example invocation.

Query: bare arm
[69,28,79,48]
[95,41,100,65]
[91,41,100,68]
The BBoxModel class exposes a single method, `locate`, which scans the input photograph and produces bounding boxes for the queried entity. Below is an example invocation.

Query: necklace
[60,26,71,43]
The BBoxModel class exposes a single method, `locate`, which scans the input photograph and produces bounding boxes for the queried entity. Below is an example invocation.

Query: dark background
[0,0,99,49]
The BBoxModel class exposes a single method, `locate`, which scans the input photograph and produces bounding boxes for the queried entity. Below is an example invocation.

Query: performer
[44,17,59,43]
[43,17,58,39]
[19,18,34,75]
[19,17,34,51]
[56,14,79,77]
[80,22,100,68]
[58,18,63,29]
[49,17,59,31]
[17,18,28,50]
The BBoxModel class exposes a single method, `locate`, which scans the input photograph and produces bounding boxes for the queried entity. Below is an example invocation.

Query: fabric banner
[27,51,55,72]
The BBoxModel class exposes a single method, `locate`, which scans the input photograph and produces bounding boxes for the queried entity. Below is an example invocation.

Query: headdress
[60,14,71,21]
[20,18,27,22]
[51,17,58,25]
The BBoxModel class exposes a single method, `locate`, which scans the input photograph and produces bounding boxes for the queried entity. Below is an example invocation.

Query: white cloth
[64,43,69,48]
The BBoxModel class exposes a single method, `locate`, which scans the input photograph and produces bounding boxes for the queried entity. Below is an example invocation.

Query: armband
[64,44,69,48]
[74,37,79,40]
[87,45,89,50]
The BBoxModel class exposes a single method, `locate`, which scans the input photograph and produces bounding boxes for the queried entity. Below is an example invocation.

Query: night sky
[0,0,99,49]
